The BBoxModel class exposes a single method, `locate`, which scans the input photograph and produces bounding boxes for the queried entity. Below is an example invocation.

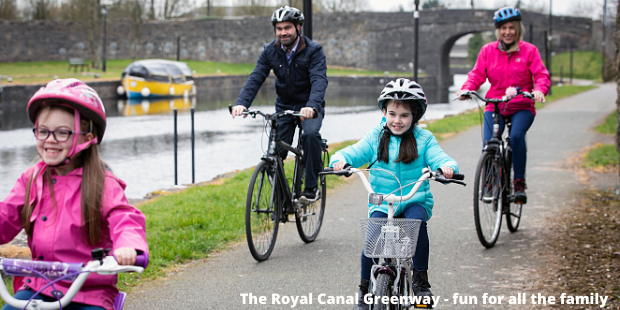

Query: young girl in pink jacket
[457,7,550,203]
[0,79,149,310]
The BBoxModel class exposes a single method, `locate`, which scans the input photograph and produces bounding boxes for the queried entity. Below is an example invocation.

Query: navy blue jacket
[235,35,328,112]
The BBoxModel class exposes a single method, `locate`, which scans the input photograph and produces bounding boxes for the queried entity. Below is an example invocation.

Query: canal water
[0,75,488,199]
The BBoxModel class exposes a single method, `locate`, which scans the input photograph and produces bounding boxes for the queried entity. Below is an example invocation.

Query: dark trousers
[483,110,535,180]
[275,106,324,189]
[361,204,429,280]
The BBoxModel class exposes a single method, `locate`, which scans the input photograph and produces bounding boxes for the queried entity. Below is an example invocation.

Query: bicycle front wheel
[473,151,503,248]
[246,161,280,262]
[373,273,392,310]
[295,154,327,243]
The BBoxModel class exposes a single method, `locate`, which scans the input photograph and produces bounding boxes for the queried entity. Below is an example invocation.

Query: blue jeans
[275,104,324,189]
[1,289,104,310]
[483,110,535,180]
[361,204,429,280]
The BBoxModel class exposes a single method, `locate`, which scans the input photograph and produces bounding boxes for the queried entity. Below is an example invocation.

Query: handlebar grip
[452,173,465,181]
[134,254,149,268]
[112,253,149,268]
[228,104,232,114]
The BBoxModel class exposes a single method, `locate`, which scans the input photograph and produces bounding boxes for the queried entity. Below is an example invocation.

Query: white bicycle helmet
[377,78,427,115]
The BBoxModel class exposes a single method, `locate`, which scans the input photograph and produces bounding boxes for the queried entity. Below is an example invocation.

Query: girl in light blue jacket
[330,79,458,310]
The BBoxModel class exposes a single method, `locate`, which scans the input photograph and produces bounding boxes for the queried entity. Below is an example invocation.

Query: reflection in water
[120,97,195,117]
[0,75,482,199]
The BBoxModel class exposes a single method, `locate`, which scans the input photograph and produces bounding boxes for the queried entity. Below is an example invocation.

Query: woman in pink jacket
[457,7,550,203]
[0,79,149,310]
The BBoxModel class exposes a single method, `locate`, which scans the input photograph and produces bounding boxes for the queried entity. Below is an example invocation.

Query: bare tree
[321,0,368,12]
[163,0,189,18]
[0,0,18,19]
[61,0,103,67]
[233,0,273,16]
[27,0,58,20]
[114,0,148,60]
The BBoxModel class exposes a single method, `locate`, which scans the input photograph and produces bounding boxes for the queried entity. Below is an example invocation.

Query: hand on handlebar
[456,89,472,100]
[299,107,315,121]
[114,247,137,266]
[231,105,248,119]
[439,167,453,179]
[532,90,546,103]
[332,161,349,171]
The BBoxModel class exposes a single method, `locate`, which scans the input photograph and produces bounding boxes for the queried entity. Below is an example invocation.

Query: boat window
[172,76,185,84]
[150,75,170,82]
[184,76,194,82]
[129,66,148,79]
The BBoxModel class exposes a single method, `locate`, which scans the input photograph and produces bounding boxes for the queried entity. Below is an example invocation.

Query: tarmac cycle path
[125,83,616,309]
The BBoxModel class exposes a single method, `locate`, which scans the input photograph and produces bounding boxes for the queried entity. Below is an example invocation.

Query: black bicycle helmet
[377,78,427,115]
[493,7,522,28]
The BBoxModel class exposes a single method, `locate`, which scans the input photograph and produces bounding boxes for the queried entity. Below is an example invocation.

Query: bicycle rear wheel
[504,151,522,232]
[473,151,502,248]
[373,273,392,310]
[246,161,280,262]
[295,149,327,243]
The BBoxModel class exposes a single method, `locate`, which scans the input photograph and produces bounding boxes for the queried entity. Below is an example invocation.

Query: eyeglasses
[32,127,88,142]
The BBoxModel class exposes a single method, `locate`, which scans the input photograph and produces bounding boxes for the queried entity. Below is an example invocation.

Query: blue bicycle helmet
[493,7,522,28]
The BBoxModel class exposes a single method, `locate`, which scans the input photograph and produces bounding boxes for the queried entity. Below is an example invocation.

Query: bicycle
[229,106,329,262]
[321,166,465,309]
[0,248,147,310]
[456,88,533,248]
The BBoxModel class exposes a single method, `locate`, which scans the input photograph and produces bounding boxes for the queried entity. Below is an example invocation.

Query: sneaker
[299,186,318,201]
[514,179,527,204]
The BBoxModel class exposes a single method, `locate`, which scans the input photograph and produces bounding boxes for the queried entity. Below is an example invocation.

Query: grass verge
[0,59,409,85]
[551,51,603,81]
[582,111,619,170]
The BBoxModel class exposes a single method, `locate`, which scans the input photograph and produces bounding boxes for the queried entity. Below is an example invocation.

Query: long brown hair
[22,105,106,246]
[377,100,424,164]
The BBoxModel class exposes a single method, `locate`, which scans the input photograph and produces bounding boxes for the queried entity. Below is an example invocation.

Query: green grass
[0,59,408,85]
[595,111,617,135]
[551,50,603,81]
[583,144,619,168]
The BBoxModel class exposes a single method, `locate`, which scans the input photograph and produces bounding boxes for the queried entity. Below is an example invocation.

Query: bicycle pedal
[298,196,319,204]
[414,302,434,309]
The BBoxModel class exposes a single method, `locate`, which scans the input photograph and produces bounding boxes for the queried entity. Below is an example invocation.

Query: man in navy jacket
[232,6,328,200]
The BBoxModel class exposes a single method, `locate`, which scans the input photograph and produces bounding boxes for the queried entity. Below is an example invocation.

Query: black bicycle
[457,89,533,248]
[230,106,329,261]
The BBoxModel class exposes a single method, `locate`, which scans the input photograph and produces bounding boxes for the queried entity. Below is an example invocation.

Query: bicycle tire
[295,151,327,243]
[373,273,392,310]
[504,150,522,232]
[473,151,503,248]
[245,161,280,262]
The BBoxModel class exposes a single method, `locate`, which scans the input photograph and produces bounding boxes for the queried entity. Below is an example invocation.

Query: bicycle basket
[360,218,422,259]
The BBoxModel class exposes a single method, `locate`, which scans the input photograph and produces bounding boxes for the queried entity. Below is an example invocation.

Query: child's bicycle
[0,248,147,310]
[229,106,329,262]
[455,88,533,248]
[321,167,465,309]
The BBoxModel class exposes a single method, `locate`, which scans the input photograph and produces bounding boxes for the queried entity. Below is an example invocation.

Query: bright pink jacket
[0,162,148,310]
[462,40,550,116]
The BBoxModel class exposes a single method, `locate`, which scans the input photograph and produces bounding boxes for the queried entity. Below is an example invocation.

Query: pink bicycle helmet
[27,78,107,143]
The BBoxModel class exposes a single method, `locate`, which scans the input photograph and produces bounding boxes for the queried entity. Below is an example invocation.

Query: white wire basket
[360,218,422,259]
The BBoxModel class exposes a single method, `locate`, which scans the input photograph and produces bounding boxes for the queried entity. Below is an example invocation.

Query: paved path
[126,83,616,309]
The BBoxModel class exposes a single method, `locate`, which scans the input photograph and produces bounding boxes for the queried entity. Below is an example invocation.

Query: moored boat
[117,59,196,99]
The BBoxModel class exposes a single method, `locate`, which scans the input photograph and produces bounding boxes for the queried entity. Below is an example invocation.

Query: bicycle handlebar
[228,105,317,119]
[0,255,146,310]
[321,167,466,206]
[452,87,533,103]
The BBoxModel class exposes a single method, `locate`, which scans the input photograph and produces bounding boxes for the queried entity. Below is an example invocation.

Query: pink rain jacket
[462,40,550,116]
[0,162,148,310]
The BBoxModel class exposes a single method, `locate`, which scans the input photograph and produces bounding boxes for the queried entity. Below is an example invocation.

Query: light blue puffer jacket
[329,122,458,220]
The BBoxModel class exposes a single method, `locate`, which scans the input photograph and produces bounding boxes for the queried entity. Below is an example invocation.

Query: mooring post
[174,108,178,185]
[191,107,195,184]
